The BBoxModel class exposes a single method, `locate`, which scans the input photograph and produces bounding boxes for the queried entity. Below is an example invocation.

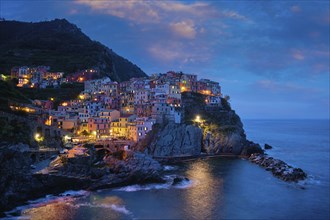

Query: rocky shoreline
[0,145,166,215]
[248,153,307,182]
[0,139,308,216]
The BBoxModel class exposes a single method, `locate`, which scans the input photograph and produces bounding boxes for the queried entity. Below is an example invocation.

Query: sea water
[5,120,329,219]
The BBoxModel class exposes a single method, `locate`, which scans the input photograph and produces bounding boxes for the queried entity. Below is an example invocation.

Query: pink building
[129,117,156,142]
[88,117,110,136]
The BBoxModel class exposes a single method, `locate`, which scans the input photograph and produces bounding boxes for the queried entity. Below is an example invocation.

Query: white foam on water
[59,190,90,197]
[71,202,111,209]
[1,216,31,220]
[5,195,60,217]
[114,175,197,192]
[5,190,90,218]
[69,202,132,215]
[114,182,172,192]
[173,179,194,189]
[163,165,177,171]
[110,204,132,215]
[298,175,322,186]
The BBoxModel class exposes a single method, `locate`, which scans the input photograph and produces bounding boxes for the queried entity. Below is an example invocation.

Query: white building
[84,77,112,93]
[78,112,90,123]
[129,117,156,142]
[85,101,103,116]
[134,89,150,104]
[168,85,181,100]
[98,109,120,122]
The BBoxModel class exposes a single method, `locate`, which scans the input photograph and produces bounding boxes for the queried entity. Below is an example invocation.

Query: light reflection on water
[23,202,77,220]
[182,159,223,219]
[16,195,129,220]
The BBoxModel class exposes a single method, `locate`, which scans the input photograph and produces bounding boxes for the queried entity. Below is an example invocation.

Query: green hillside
[0,80,30,112]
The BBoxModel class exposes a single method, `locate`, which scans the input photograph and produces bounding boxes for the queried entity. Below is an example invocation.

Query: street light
[64,135,71,142]
[35,133,40,140]
[34,133,44,142]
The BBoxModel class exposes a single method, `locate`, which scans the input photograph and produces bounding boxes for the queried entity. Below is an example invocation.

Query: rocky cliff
[0,144,34,213]
[202,111,246,155]
[145,123,202,157]
[182,92,253,155]
[138,92,261,157]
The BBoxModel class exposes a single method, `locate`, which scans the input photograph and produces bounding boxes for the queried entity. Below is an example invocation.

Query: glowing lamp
[34,133,43,142]
[194,115,202,123]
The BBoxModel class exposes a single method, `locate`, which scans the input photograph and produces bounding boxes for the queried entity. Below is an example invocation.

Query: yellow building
[110,114,136,138]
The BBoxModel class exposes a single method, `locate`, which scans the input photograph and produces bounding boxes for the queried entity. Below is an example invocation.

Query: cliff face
[0,145,34,212]
[182,92,248,155]
[138,93,251,157]
[137,92,261,157]
[0,19,147,81]
[146,123,202,157]
[202,111,246,155]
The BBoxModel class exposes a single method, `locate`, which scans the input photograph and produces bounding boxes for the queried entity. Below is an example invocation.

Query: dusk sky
[1,0,329,119]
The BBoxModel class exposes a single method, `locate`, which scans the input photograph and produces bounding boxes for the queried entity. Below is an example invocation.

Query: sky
[1,0,329,119]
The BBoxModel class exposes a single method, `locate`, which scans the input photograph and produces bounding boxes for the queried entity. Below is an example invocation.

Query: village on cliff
[5,66,223,148]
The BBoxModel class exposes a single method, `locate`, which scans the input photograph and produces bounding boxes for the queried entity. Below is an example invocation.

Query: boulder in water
[172,176,190,186]
[264,144,273,150]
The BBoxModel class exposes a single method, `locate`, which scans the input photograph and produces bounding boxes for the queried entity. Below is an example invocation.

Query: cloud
[157,1,214,17]
[69,9,78,15]
[250,80,323,102]
[74,0,216,24]
[75,0,160,23]
[74,0,249,63]
[147,41,211,67]
[291,49,305,60]
[290,5,301,13]
[148,44,182,61]
[221,10,249,21]
[169,20,196,39]
[74,0,248,36]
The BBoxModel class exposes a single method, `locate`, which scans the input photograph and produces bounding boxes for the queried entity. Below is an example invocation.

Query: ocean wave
[110,204,132,215]
[114,183,172,192]
[70,202,132,215]
[1,216,31,220]
[114,175,195,192]
[5,190,89,218]
[298,175,323,186]
[173,179,194,189]
[163,165,177,171]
